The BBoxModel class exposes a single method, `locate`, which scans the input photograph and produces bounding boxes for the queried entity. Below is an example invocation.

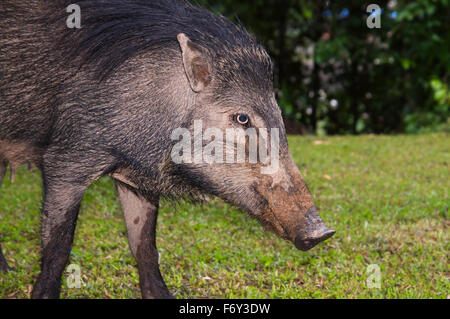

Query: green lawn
[0,134,449,298]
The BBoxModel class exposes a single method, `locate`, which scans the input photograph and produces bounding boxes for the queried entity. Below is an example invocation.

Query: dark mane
[56,0,273,82]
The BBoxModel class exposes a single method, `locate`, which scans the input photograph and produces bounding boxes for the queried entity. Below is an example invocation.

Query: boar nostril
[294,228,336,251]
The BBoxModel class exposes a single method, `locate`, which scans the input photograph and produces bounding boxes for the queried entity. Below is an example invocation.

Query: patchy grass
[0,134,449,299]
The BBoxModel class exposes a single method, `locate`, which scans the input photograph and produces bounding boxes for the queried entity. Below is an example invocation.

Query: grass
[0,134,449,299]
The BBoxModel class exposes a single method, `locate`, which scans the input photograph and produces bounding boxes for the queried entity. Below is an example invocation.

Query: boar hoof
[0,264,12,272]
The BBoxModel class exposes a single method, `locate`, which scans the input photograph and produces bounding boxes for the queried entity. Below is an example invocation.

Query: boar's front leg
[0,160,12,271]
[116,182,173,299]
[31,186,85,298]
[0,245,11,272]
[31,153,103,299]
[31,182,87,298]
[0,159,7,187]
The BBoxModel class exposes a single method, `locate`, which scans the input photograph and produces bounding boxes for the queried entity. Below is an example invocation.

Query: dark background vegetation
[197,0,449,135]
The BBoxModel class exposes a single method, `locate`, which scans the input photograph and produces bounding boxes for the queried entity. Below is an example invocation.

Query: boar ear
[177,33,211,92]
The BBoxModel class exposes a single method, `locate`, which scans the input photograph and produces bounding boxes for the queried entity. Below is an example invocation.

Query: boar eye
[235,114,250,126]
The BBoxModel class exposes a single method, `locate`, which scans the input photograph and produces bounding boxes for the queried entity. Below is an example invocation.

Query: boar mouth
[261,204,335,251]
[293,206,336,251]
[253,180,336,252]
[294,228,336,251]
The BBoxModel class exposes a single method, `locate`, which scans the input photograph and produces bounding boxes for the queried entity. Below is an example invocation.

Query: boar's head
[166,33,335,251]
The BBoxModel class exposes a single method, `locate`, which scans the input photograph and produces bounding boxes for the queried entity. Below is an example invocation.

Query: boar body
[0,0,334,298]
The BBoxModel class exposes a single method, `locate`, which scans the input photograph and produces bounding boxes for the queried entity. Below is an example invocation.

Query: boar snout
[293,206,335,251]
[253,155,335,251]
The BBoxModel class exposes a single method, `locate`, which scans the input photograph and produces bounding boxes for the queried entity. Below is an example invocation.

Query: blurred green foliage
[196,0,449,134]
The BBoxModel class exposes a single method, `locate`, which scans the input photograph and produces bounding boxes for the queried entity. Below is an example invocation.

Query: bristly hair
[56,0,273,83]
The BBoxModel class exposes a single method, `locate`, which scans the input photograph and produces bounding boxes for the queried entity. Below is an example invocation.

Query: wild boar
[0,0,335,298]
